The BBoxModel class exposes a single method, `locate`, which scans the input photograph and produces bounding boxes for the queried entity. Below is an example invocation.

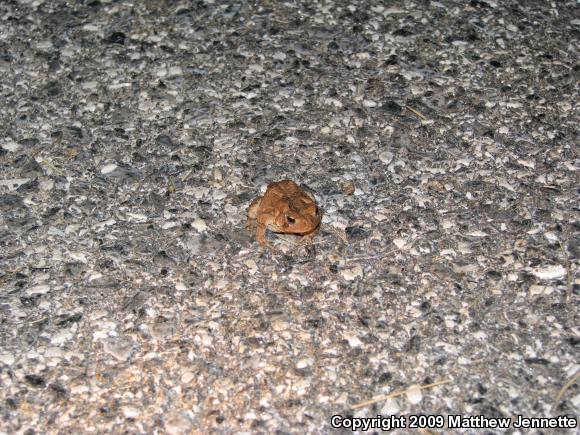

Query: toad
[247,179,321,248]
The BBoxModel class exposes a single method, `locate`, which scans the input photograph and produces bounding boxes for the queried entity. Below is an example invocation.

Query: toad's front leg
[255,222,269,248]
[255,213,279,250]
[298,228,319,248]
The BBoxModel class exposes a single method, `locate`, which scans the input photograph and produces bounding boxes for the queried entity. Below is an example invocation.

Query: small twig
[344,255,379,262]
[557,241,573,303]
[167,177,176,195]
[553,371,580,412]
[331,227,348,244]
[40,159,65,176]
[181,169,193,182]
[405,105,428,121]
[566,265,573,302]
[379,249,398,260]
[352,379,451,410]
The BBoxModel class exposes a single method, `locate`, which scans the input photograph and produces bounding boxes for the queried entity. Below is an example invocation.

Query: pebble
[530,265,566,280]
[341,265,363,281]
[379,151,394,164]
[405,384,423,405]
[0,354,15,365]
[296,358,314,369]
[245,259,257,274]
[1,141,20,152]
[123,405,141,418]
[51,328,75,345]
[24,285,51,296]
[102,338,136,361]
[100,163,118,174]
[165,411,193,435]
[393,238,408,249]
[0,0,577,432]
[343,332,363,348]
[381,398,400,415]
[191,218,208,232]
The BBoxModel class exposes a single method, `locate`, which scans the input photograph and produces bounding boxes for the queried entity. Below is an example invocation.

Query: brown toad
[247,180,321,248]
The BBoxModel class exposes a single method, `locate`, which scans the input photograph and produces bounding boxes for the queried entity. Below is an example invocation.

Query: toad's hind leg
[246,197,261,231]
[246,215,256,232]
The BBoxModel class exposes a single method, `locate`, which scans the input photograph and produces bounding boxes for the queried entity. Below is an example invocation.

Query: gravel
[0,0,578,433]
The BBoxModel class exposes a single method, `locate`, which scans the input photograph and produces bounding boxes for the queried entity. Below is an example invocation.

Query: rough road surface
[0,0,578,433]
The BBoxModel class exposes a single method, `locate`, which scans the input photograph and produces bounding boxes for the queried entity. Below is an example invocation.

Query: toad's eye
[286,216,296,225]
